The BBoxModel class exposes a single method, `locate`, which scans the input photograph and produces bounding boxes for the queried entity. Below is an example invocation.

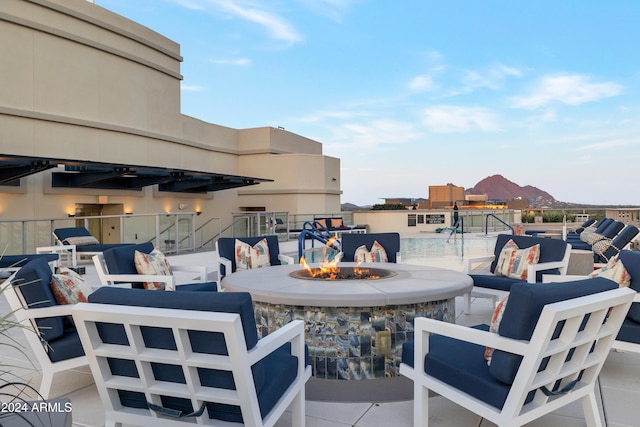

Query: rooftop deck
[2,244,639,426]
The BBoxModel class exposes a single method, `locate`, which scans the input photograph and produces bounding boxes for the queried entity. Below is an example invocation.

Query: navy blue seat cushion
[617,318,640,345]
[0,254,58,268]
[402,325,529,409]
[87,287,297,423]
[217,236,282,276]
[469,274,522,291]
[341,233,400,263]
[618,250,640,323]
[488,234,567,282]
[593,218,613,234]
[489,278,617,385]
[11,258,64,342]
[176,282,218,292]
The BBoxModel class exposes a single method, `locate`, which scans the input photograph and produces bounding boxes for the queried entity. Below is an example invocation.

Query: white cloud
[296,0,359,22]
[511,74,623,109]
[180,84,207,92]
[171,0,205,10]
[422,105,500,133]
[210,57,252,65]
[574,138,636,151]
[409,75,435,91]
[208,0,303,44]
[327,119,420,150]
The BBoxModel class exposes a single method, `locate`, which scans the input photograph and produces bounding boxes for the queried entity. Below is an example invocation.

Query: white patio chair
[400,279,635,427]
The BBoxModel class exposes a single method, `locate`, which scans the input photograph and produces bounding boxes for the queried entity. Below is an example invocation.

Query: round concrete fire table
[221,262,472,381]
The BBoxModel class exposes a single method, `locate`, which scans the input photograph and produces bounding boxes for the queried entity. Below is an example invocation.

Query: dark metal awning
[0,155,271,193]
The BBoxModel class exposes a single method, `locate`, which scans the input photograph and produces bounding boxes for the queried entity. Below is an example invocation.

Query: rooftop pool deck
[2,239,639,426]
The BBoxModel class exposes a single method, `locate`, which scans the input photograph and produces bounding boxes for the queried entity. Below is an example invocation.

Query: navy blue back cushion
[603,226,640,261]
[341,233,400,263]
[601,221,624,239]
[618,250,640,323]
[0,254,58,269]
[593,218,613,234]
[11,258,64,342]
[489,234,567,281]
[489,278,617,384]
[54,227,92,242]
[217,236,281,275]
[103,242,154,275]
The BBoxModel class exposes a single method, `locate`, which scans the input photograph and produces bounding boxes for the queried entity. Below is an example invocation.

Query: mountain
[465,175,556,205]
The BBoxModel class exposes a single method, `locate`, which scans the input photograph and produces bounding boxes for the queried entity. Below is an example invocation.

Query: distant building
[428,184,465,209]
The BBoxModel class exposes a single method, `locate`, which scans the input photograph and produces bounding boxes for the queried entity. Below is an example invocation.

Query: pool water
[401,234,498,271]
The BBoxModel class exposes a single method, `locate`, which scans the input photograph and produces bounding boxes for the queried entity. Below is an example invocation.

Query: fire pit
[289,266,397,280]
[221,262,473,383]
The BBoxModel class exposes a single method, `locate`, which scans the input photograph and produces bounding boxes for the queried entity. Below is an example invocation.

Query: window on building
[408,214,417,227]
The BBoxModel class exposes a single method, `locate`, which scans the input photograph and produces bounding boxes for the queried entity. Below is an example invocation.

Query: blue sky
[95,0,640,206]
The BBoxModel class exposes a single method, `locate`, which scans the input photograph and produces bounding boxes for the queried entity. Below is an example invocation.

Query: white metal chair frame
[92,253,209,289]
[1,272,89,399]
[400,287,635,427]
[463,241,572,313]
[543,274,640,353]
[72,303,311,427]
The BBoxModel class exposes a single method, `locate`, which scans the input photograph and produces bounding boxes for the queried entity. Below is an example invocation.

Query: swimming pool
[400,233,498,271]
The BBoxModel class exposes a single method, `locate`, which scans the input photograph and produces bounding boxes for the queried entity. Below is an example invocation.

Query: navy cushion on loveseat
[10,257,85,361]
[87,287,297,423]
[216,235,283,277]
[489,277,617,385]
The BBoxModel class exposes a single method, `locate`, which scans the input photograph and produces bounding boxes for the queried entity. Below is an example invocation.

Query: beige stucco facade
[0,0,340,225]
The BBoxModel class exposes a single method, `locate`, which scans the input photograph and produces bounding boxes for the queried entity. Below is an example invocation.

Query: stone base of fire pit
[221,262,472,383]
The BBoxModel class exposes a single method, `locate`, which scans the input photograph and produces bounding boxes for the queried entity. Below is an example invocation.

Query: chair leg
[414,382,429,427]
[39,370,54,400]
[581,391,604,427]
[464,292,471,315]
[290,389,305,427]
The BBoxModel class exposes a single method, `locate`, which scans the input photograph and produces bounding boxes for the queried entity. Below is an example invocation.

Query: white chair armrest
[542,274,589,283]
[278,254,295,265]
[171,265,208,282]
[103,273,176,287]
[248,319,306,364]
[218,256,232,278]
[414,317,530,356]
[526,260,571,283]
[465,255,495,274]
[16,304,77,320]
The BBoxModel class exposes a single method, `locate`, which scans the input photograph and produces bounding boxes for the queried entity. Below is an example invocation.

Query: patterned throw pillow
[591,238,613,258]
[51,266,93,304]
[354,240,389,263]
[581,232,606,246]
[588,256,631,287]
[134,248,173,290]
[63,235,99,246]
[485,295,509,365]
[495,239,540,281]
[235,238,271,271]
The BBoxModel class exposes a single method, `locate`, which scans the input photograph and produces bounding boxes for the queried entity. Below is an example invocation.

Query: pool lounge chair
[53,226,135,263]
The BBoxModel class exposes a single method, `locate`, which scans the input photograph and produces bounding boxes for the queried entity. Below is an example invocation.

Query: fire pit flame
[295,257,393,281]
